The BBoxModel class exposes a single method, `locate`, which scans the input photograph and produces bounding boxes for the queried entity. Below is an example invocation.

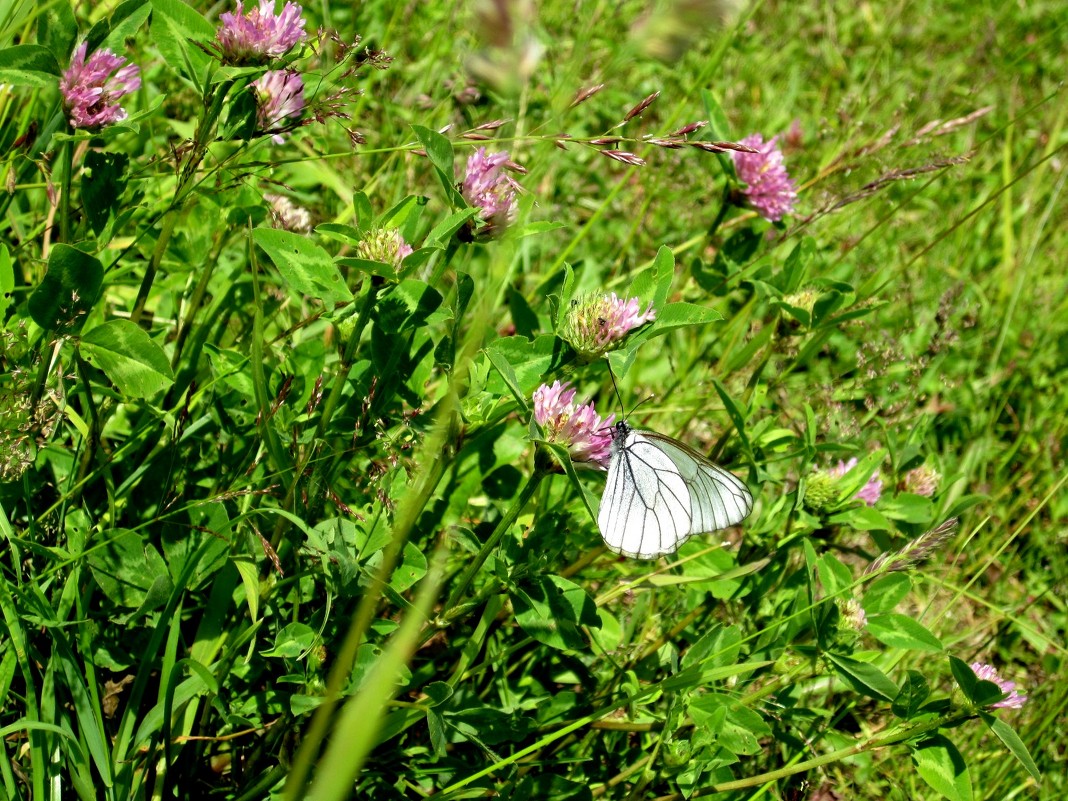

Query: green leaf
[28,244,103,333]
[949,657,1010,707]
[81,151,130,234]
[252,228,353,304]
[98,0,153,51]
[687,693,772,756]
[628,245,674,310]
[949,655,978,700]
[411,125,464,206]
[424,208,480,246]
[511,574,599,651]
[149,0,214,82]
[411,125,454,180]
[423,681,453,707]
[816,552,854,596]
[866,613,944,652]
[827,652,898,701]
[484,335,574,397]
[336,256,398,282]
[826,504,893,531]
[261,623,316,658]
[892,670,931,719]
[0,44,61,87]
[87,530,173,609]
[374,279,443,333]
[862,573,912,614]
[912,735,973,801]
[486,348,528,413]
[385,542,427,593]
[645,302,724,337]
[711,378,752,457]
[780,236,815,293]
[682,624,742,672]
[38,3,78,64]
[881,493,935,523]
[426,709,447,757]
[980,713,1041,782]
[80,320,175,397]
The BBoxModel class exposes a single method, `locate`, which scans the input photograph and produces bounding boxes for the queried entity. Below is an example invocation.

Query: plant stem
[72,351,101,486]
[130,209,178,325]
[130,80,234,324]
[59,140,74,243]
[650,714,970,800]
[171,230,229,368]
[706,183,734,242]
[443,460,547,612]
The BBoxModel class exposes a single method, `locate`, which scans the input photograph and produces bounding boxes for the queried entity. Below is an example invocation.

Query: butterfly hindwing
[598,422,753,559]
[641,431,754,533]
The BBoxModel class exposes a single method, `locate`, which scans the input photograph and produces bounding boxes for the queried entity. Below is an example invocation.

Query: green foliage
[0,0,1063,800]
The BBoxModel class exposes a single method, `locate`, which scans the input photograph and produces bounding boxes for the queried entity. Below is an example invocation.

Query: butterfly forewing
[598,422,753,559]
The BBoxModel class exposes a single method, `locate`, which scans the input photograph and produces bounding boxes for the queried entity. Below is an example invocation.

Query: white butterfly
[597,420,753,559]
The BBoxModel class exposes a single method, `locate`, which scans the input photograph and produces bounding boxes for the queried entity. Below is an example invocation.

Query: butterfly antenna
[606,361,626,417]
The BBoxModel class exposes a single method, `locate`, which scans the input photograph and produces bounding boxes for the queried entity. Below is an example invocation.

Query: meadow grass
[0,0,1065,799]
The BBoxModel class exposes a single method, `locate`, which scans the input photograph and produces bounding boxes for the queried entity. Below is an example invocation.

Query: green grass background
[0,0,1066,798]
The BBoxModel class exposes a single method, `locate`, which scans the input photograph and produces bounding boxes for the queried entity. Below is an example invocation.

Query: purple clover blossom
[59,43,141,130]
[902,465,941,497]
[838,598,868,631]
[731,133,798,222]
[252,70,305,142]
[265,193,311,232]
[829,457,883,507]
[216,0,307,65]
[461,148,520,237]
[969,662,1028,709]
[563,293,656,361]
[533,381,615,469]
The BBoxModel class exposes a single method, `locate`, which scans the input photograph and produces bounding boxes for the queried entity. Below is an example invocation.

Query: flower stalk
[444,455,548,611]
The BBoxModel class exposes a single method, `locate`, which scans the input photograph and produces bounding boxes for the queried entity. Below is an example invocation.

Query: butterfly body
[597,420,753,559]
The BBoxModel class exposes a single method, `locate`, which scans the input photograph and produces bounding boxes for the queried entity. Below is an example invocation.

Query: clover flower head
[461,148,520,237]
[265,193,311,232]
[252,69,305,142]
[802,470,837,512]
[829,457,882,507]
[357,228,414,268]
[902,465,941,497]
[731,133,798,222]
[562,293,656,361]
[59,43,141,130]
[216,0,308,65]
[532,381,614,469]
[837,597,868,631]
[969,662,1028,709]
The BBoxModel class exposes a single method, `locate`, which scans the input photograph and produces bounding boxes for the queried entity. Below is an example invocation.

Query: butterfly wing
[642,431,753,535]
[598,427,695,558]
[598,425,752,559]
